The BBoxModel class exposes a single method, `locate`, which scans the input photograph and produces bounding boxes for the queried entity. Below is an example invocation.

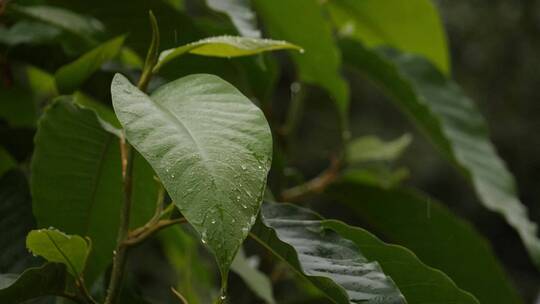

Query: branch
[124,218,187,246]
[280,157,341,202]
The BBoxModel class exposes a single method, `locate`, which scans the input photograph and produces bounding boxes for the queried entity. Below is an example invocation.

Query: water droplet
[241,164,247,170]
[112,250,117,256]
[201,231,207,244]
[201,238,207,244]
[249,215,256,225]
[211,219,216,224]
[166,168,169,173]
[231,219,236,223]
[220,295,227,300]
[299,48,305,54]
[258,165,262,170]
[171,174,175,179]
[241,204,247,209]
[236,196,241,201]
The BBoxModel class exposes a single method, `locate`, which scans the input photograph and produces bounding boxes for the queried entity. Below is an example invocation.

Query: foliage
[0,0,535,303]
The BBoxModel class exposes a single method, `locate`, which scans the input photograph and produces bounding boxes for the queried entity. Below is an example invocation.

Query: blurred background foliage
[1,0,540,303]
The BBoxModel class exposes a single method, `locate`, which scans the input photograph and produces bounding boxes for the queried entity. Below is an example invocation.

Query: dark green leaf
[0,263,67,303]
[231,248,276,304]
[251,202,405,304]
[111,73,272,287]
[325,220,479,304]
[26,229,90,277]
[55,36,125,93]
[253,0,349,116]
[154,36,302,72]
[205,0,261,37]
[341,39,540,268]
[0,170,37,273]
[0,87,37,128]
[31,98,156,283]
[329,182,523,303]
[326,0,449,73]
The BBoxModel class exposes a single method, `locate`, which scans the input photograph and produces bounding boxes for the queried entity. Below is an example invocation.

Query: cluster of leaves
[0,0,536,303]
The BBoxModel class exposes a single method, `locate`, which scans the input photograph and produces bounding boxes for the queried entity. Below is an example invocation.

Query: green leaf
[0,21,61,46]
[0,148,16,178]
[205,0,261,37]
[0,87,37,128]
[72,92,122,131]
[329,181,523,304]
[253,0,349,117]
[347,134,412,163]
[325,220,479,304]
[55,36,125,93]
[326,0,449,73]
[154,35,302,72]
[0,263,67,303]
[340,39,540,268]
[111,73,272,288]
[0,170,37,273]
[231,248,276,304]
[9,5,104,41]
[251,202,405,304]
[26,229,90,277]
[31,98,156,283]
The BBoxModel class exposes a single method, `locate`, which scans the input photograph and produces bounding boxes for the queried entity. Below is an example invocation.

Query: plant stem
[124,218,187,246]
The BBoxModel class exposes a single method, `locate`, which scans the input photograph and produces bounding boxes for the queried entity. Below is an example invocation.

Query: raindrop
[220,295,227,300]
[211,219,216,224]
[201,238,207,244]
[231,219,236,223]
[171,174,175,179]
[201,231,207,244]
[241,164,247,170]
[258,165,262,170]
[241,204,247,209]
[236,196,241,201]
[299,48,305,54]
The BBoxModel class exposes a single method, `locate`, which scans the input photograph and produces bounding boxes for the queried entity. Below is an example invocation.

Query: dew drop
[201,238,207,244]
[211,219,216,224]
[220,295,227,300]
[241,164,247,170]
[171,174,175,179]
[258,165,262,170]
[236,196,241,201]
[241,204,247,209]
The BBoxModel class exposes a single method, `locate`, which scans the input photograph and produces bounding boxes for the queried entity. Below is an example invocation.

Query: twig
[280,156,341,202]
[170,286,189,304]
[124,218,187,246]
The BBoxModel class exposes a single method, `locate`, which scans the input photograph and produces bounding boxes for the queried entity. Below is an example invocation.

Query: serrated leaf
[31,98,156,283]
[253,0,349,117]
[205,0,261,38]
[155,35,302,72]
[329,181,523,304]
[326,0,449,73]
[9,5,104,43]
[347,134,412,163]
[251,202,405,304]
[55,36,125,93]
[26,229,90,277]
[0,170,37,273]
[231,248,276,304]
[111,73,272,287]
[0,263,66,303]
[340,39,540,268]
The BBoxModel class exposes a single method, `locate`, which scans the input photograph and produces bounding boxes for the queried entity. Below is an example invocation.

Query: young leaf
[251,202,405,304]
[329,181,523,304]
[231,248,276,304]
[326,0,449,73]
[205,0,261,38]
[253,0,349,117]
[0,263,66,303]
[341,39,540,268]
[31,98,156,283]
[111,73,272,289]
[347,134,412,163]
[26,229,90,277]
[154,36,302,72]
[55,35,125,93]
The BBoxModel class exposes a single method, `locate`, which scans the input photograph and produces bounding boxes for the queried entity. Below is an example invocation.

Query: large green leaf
[253,0,349,116]
[111,74,272,287]
[329,181,523,303]
[0,263,66,303]
[31,98,156,283]
[325,220,479,304]
[26,229,90,277]
[251,202,405,304]
[341,39,540,268]
[205,0,260,37]
[231,248,276,304]
[154,36,301,72]
[326,0,449,73]
[55,36,125,93]
[0,170,37,273]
